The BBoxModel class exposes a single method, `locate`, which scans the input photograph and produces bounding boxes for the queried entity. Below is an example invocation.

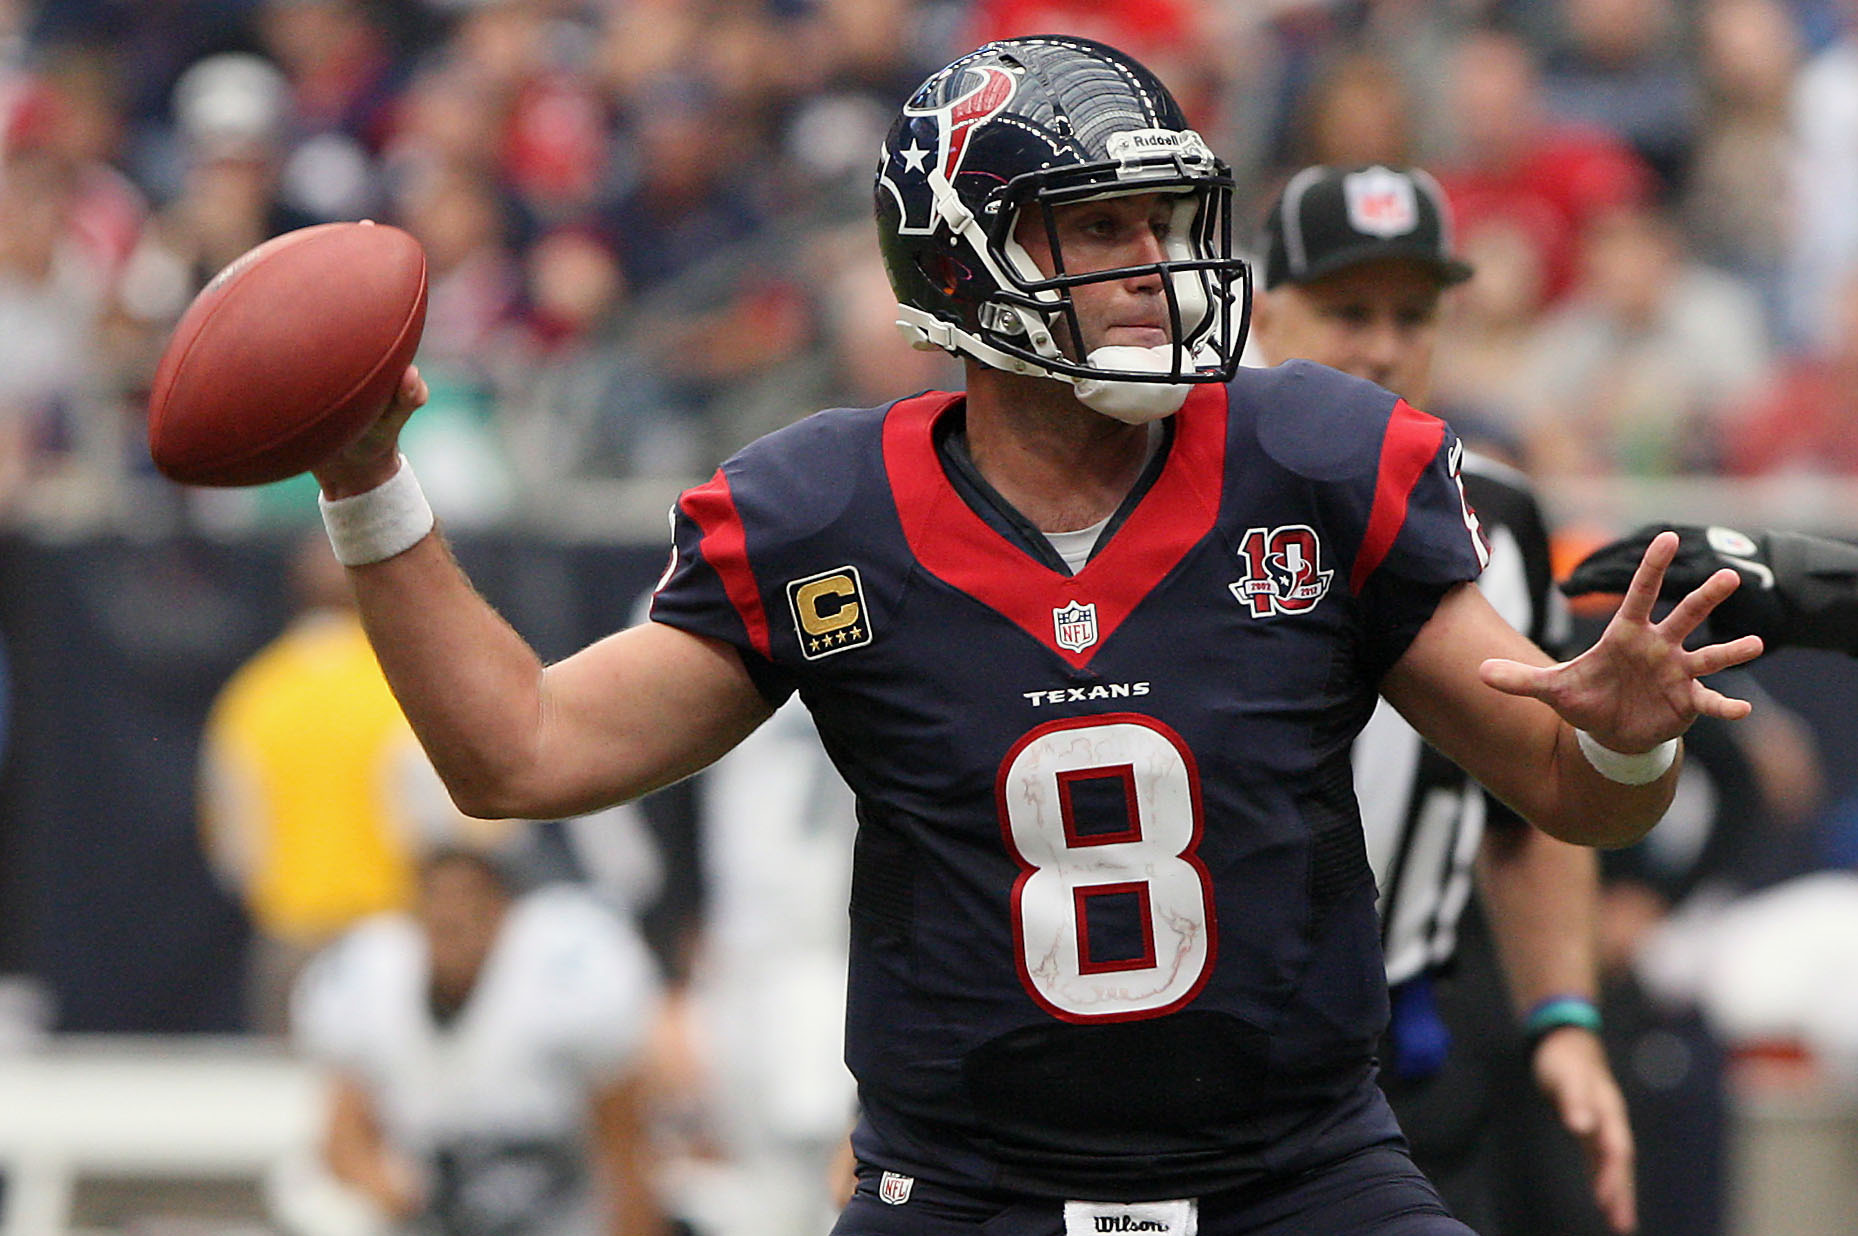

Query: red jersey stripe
[679,469,773,660]
[1351,400,1445,595]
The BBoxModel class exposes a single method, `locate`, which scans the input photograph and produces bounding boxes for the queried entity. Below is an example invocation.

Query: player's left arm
[1381,532,1763,847]
[587,1068,664,1236]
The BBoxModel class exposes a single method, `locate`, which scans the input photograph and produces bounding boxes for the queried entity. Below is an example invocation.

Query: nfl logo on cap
[1343,165,1419,238]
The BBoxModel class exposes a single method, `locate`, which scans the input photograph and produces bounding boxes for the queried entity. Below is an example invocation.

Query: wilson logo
[1066,1198,1193,1235]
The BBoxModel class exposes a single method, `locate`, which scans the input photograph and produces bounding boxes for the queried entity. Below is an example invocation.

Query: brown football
[148,221,428,487]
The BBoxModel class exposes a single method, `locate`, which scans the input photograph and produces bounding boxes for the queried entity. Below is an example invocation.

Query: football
[148,221,428,487]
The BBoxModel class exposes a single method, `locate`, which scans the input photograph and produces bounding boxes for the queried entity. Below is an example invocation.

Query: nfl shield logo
[879,1171,915,1206]
[1343,166,1419,239]
[1053,600,1099,653]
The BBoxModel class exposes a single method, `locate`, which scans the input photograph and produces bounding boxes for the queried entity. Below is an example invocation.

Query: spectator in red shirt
[1435,27,1655,310]
[1723,264,1858,476]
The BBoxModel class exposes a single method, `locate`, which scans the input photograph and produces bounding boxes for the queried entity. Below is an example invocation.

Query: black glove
[1562,524,1858,655]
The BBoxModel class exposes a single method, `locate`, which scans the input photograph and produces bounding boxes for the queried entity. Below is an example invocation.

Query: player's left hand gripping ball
[148,221,428,487]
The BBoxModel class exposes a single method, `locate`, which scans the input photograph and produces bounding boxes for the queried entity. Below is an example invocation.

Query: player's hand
[1533,1027,1637,1234]
[312,364,428,498]
[1480,532,1763,752]
[1562,525,1784,643]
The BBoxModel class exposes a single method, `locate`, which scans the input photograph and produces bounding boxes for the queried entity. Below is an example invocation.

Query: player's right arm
[313,368,775,822]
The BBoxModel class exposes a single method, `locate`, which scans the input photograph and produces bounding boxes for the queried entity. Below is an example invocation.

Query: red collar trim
[883,385,1227,667]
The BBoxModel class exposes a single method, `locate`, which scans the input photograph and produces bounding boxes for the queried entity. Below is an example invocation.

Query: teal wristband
[1523,995,1603,1051]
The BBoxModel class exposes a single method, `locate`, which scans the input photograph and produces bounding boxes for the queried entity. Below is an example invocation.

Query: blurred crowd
[2,0,1858,534]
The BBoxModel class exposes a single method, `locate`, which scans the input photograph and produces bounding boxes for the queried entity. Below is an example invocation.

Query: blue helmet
[874,36,1250,419]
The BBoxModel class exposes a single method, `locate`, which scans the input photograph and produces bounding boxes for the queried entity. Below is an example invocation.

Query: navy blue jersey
[651,361,1486,1199]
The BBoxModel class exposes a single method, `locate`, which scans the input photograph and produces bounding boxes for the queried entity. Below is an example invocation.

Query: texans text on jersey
[1022,682,1152,708]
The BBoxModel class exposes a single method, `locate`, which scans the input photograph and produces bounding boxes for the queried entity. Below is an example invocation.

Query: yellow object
[200,610,423,940]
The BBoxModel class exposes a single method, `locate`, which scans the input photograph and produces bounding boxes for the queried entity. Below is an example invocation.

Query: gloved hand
[1563,525,1858,655]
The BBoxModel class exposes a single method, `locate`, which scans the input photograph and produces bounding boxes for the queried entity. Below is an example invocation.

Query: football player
[293,848,665,1235]
[311,36,1761,1236]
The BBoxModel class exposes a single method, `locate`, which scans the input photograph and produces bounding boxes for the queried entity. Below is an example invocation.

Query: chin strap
[894,309,1201,424]
[1070,345,1193,423]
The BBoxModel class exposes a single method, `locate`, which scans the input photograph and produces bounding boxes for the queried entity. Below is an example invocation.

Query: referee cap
[1259,164,1474,290]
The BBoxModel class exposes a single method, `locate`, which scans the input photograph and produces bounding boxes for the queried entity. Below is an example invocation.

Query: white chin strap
[1069,345,1193,424]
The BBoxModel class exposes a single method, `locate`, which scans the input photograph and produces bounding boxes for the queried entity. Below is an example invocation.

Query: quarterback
[311,37,1761,1236]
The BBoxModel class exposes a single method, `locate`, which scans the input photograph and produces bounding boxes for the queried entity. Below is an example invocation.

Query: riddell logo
[1094,1220,1167,1233]
[1107,128,1212,166]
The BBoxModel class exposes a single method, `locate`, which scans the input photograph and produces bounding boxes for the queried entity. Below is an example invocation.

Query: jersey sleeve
[649,407,887,706]
[1348,401,1490,680]
[649,467,798,706]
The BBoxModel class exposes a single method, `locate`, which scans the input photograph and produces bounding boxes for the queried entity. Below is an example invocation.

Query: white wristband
[318,454,434,566]
[1575,729,1679,786]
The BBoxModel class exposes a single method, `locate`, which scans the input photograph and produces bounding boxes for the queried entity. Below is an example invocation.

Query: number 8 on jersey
[997,714,1216,1022]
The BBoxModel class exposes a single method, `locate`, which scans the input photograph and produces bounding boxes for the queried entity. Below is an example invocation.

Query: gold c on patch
[788,566,873,660]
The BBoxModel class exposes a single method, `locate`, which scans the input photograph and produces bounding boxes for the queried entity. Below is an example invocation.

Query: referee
[1251,165,1633,1236]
